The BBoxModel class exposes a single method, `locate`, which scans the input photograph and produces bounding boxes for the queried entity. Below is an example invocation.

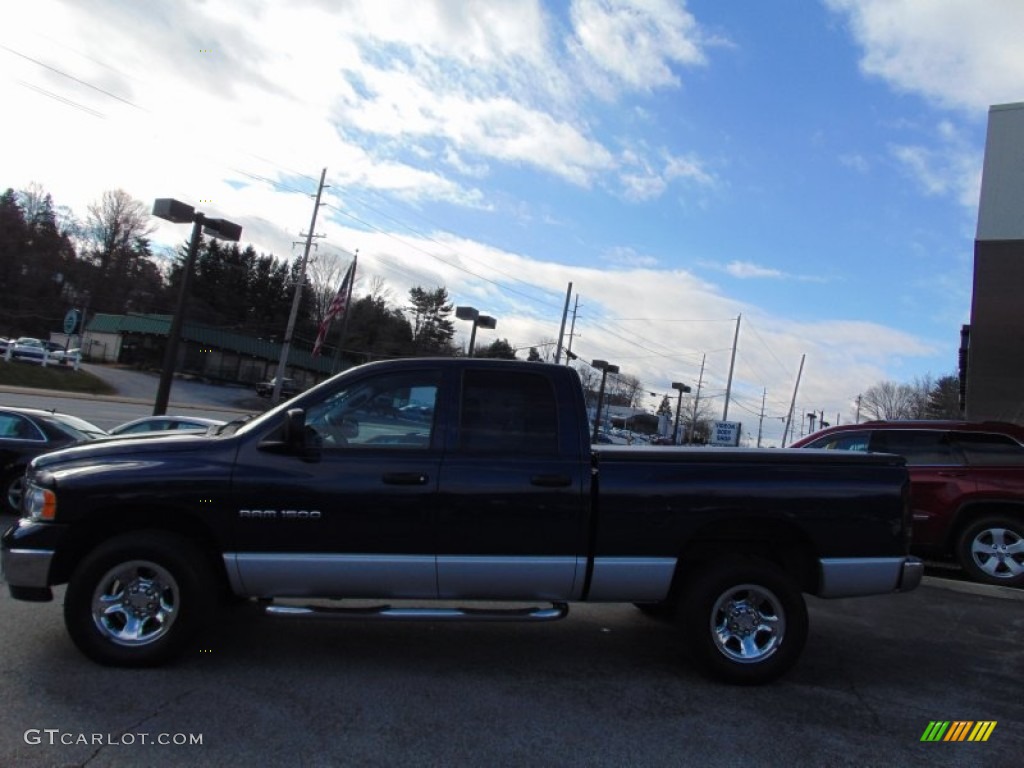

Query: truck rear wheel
[678,558,807,685]
[956,516,1024,587]
[64,532,216,666]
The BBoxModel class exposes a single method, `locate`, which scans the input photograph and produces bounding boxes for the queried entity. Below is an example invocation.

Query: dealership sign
[710,421,741,446]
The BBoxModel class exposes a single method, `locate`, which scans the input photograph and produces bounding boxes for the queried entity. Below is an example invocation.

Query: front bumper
[817,556,924,598]
[2,519,66,601]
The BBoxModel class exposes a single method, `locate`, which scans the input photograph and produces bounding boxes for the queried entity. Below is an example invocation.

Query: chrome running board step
[265,602,569,622]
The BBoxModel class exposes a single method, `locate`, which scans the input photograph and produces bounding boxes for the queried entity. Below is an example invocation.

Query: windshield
[48,414,108,441]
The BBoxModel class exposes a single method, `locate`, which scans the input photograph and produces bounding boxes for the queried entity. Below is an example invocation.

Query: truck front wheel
[64,532,216,666]
[678,558,808,685]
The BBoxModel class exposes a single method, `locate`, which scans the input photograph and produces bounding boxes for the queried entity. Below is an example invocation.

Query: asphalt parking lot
[0,529,1020,768]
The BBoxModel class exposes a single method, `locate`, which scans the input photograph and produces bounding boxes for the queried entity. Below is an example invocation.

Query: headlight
[23,483,57,521]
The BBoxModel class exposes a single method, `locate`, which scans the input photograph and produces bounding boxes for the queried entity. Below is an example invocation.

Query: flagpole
[331,250,358,372]
[313,257,354,355]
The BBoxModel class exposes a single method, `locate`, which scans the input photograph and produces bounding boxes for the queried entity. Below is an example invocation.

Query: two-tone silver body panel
[223,552,922,602]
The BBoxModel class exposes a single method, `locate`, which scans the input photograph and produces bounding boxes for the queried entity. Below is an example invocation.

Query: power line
[2,44,145,111]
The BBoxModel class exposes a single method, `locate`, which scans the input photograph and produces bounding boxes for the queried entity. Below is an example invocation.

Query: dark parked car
[0,407,108,513]
[792,420,1024,586]
[108,416,225,436]
[256,377,300,398]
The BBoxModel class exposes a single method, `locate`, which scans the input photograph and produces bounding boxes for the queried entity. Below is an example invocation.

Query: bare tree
[84,189,157,313]
[610,372,645,408]
[307,251,354,327]
[861,381,919,421]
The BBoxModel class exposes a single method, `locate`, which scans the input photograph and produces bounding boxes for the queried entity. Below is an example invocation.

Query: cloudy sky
[3,0,1023,444]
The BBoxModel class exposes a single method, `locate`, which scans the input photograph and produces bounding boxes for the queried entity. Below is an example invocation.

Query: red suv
[792,421,1024,587]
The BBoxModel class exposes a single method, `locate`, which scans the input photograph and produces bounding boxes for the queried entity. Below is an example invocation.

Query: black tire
[2,468,26,515]
[64,531,217,666]
[678,558,808,685]
[956,516,1024,587]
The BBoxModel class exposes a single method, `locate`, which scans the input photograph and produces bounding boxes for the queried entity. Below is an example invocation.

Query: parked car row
[1,337,80,365]
[0,407,224,513]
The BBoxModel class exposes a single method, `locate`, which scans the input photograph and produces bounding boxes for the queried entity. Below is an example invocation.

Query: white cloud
[725,261,784,279]
[601,246,660,267]
[825,0,1024,112]
[568,0,707,95]
[839,153,869,173]
[888,120,982,208]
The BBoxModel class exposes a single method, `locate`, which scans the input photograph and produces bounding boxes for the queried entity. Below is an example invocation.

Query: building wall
[967,103,1024,423]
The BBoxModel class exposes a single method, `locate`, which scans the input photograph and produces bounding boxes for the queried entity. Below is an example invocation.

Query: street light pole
[672,381,691,445]
[151,198,241,416]
[591,360,619,443]
[154,216,203,416]
[456,306,497,356]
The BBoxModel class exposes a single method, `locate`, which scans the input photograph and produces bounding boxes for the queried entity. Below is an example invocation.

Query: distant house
[80,313,341,389]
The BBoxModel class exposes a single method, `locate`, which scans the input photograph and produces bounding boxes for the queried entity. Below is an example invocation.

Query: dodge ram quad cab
[2,359,922,684]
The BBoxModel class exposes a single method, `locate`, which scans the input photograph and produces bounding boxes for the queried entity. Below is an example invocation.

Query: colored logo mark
[921,721,997,742]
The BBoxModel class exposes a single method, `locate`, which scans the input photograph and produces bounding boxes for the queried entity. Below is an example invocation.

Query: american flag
[312,260,355,357]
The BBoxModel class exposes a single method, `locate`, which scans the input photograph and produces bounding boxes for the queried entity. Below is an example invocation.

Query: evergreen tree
[478,338,517,359]
[925,375,962,419]
[341,294,415,363]
[407,286,456,355]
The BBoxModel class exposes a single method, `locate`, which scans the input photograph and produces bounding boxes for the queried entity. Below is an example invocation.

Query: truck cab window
[306,370,440,449]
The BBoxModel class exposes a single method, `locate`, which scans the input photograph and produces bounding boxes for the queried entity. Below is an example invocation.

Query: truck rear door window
[458,370,559,454]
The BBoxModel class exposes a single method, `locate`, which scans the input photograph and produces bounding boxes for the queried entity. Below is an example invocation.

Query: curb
[920,574,1024,601]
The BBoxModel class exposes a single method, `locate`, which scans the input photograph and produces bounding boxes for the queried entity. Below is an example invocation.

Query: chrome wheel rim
[710,584,785,663]
[6,475,24,512]
[970,527,1024,580]
[90,560,180,646]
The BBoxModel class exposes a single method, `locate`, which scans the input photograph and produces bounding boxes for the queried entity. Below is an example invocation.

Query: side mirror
[282,408,321,462]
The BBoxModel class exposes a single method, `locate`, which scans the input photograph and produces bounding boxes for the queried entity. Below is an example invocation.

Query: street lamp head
[672,382,691,393]
[203,218,242,242]
[477,315,497,330]
[456,306,479,322]
[152,198,195,224]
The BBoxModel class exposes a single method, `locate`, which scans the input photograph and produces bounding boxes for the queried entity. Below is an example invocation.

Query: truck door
[434,368,589,600]
[229,368,443,598]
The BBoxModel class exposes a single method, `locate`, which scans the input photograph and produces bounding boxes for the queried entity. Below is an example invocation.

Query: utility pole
[273,167,327,404]
[756,388,767,448]
[782,354,806,447]
[722,314,741,421]
[564,294,579,364]
[690,354,705,444]
[554,282,572,364]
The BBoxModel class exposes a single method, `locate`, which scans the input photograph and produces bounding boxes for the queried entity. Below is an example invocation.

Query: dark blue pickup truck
[1,358,921,683]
